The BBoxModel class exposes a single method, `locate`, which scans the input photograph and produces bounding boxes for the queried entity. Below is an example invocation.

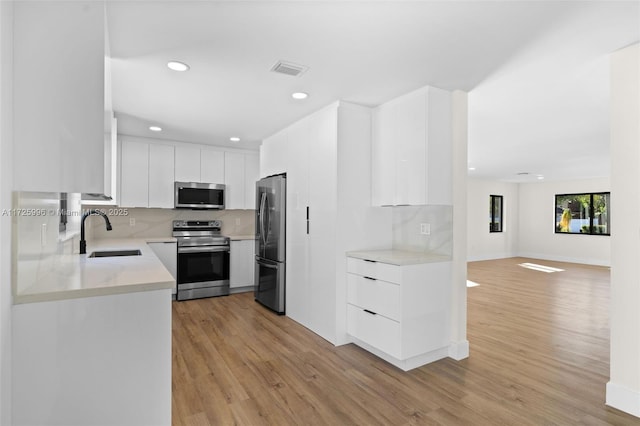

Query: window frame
[489,194,503,233]
[554,192,610,236]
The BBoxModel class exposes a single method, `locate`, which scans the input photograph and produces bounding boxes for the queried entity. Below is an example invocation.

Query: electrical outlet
[129,217,136,227]
[420,223,430,235]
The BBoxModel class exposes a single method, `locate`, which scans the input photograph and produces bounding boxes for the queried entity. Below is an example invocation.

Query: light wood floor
[172,257,640,425]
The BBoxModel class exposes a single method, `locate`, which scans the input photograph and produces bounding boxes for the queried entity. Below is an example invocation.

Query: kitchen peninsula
[12,236,173,426]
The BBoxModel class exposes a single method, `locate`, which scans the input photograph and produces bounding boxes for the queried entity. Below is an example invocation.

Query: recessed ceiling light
[149,126,162,132]
[230,137,240,142]
[468,167,476,171]
[292,92,308,100]
[537,176,544,180]
[167,61,190,72]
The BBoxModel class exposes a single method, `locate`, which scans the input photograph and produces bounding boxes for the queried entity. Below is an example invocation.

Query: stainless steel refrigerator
[254,174,286,314]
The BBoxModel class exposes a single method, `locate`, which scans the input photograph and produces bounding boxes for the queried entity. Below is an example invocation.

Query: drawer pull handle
[363,259,376,263]
[363,276,376,281]
[364,309,377,315]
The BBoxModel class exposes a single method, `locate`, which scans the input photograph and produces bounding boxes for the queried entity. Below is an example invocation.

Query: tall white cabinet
[372,86,452,206]
[260,101,392,345]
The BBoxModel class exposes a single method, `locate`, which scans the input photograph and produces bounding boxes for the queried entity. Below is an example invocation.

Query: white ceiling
[106,1,639,182]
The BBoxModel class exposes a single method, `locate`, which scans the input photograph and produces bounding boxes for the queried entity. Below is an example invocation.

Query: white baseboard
[606,381,640,418]
[448,340,469,360]
[516,252,610,267]
[467,253,515,262]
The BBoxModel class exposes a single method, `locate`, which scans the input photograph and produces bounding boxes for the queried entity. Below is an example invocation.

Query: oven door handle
[178,246,230,254]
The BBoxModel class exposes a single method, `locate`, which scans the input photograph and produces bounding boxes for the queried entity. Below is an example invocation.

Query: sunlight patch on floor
[518,263,565,273]
[467,280,480,287]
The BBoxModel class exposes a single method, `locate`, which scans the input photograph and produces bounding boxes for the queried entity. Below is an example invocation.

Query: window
[490,195,503,232]
[555,192,610,235]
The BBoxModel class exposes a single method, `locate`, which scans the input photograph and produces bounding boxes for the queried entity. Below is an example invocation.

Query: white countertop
[14,238,176,305]
[346,249,451,266]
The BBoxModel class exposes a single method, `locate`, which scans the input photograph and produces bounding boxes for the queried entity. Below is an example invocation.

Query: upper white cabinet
[200,148,225,183]
[244,153,260,209]
[120,139,174,208]
[120,141,149,208]
[148,144,175,208]
[260,129,288,178]
[372,86,452,206]
[120,137,258,209]
[174,146,201,182]
[224,152,260,210]
[224,152,245,210]
[13,1,105,193]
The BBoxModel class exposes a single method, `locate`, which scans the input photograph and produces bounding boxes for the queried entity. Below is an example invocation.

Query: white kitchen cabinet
[224,152,245,210]
[174,145,201,182]
[201,148,225,183]
[260,129,288,178]
[284,118,311,326]
[12,1,105,193]
[244,153,260,209]
[260,101,391,345]
[148,241,177,295]
[372,86,452,206]
[230,239,255,292]
[12,290,171,426]
[119,140,149,208]
[148,144,175,208]
[347,257,451,371]
[346,256,451,371]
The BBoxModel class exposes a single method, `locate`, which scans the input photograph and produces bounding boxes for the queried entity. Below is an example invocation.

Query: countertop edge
[346,250,452,266]
[13,281,173,305]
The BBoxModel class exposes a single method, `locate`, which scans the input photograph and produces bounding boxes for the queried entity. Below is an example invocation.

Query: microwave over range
[174,182,225,210]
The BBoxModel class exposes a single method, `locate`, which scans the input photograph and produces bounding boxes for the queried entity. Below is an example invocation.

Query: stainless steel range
[173,220,230,301]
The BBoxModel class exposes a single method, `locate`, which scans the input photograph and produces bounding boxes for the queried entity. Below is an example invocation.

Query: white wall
[467,179,519,261]
[517,177,610,266]
[607,43,640,418]
[0,2,12,423]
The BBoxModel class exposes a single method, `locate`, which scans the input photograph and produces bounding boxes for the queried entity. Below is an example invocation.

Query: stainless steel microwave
[174,182,225,209]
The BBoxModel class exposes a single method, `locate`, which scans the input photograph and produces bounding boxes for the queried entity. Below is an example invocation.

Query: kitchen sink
[88,249,142,258]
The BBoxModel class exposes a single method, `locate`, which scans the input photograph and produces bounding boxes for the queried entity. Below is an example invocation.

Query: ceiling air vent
[270,60,308,77]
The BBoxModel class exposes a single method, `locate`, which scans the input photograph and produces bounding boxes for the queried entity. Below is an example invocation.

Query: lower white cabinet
[148,241,177,295]
[346,256,451,371]
[230,239,255,291]
[12,290,172,426]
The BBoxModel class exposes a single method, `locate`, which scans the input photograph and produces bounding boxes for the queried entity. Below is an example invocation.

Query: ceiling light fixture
[230,137,240,142]
[468,167,476,171]
[537,175,544,180]
[149,126,162,132]
[292,92,308,100]
[167,61,190,72]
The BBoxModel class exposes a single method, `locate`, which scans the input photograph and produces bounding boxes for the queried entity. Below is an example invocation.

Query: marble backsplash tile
[83,207,255,240]
[392,205,452,256]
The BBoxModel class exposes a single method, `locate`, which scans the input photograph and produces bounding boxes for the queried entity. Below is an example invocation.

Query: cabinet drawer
[347,304,401,358]
[347,273,400,321]
[346,257,401,283]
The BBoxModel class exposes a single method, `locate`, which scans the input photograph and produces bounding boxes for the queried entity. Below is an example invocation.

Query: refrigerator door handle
[259,192,267,249]
[264,193,271,238]
[256,259,278,269]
